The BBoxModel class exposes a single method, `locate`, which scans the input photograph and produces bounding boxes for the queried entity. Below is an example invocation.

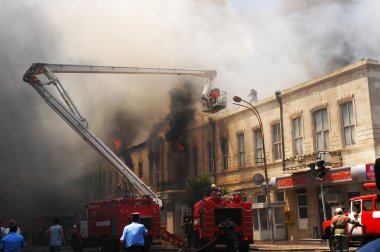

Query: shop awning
[269,163,375,190]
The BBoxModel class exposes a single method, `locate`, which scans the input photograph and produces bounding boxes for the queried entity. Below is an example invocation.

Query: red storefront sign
[276,167,353,190]
[366,164,375,181]
[277,176,307,189]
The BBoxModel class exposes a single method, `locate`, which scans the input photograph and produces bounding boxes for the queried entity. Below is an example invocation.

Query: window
[221,138,228,171]
[254,195,268,230]
[376,199,380,210]
[237,133,245,167]
[272,124,282,160]
[293,117,303,155]
[252,210,259,230]
[138,161,143,178]
[257,194,266,203]
[254,129,264,164]
[313,109,330,151]
[276,191,285,202]
[296,189,308,219]
[363,200,373,211]
[206,142,213,172]
[192,147,199,177]
[341,102,356,146]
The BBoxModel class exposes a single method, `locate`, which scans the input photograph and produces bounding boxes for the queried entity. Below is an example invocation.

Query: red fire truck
[322,183,380,248]
[193,193,253,252]
[23,63,225,251]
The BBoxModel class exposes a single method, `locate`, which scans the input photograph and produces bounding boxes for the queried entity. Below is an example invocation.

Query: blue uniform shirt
[0,232,26,252]
[120,222,147,248]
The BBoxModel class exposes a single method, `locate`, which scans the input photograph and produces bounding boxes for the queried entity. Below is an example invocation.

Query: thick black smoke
[147,82,198,180]
[165,82,198,151]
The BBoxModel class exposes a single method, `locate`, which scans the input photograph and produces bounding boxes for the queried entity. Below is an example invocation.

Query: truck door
[374,198,380,235]
[361,199,374,234]
[80,210,89,238]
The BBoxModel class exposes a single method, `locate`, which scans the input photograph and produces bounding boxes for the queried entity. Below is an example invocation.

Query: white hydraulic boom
[23,63,221,206]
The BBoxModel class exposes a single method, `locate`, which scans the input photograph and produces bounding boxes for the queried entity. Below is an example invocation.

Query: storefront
[269,164,375,240]
[252,201,286,240]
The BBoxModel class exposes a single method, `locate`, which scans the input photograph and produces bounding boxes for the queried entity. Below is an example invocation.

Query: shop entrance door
[252,202,286,240]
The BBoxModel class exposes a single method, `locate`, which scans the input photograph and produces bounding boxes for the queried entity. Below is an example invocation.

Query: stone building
[81,58,380,241]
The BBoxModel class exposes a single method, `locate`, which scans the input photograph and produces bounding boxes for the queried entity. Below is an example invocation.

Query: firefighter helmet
[335,208,343,214]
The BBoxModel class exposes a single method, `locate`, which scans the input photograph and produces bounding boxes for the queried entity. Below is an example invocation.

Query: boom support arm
[23,63,217,206]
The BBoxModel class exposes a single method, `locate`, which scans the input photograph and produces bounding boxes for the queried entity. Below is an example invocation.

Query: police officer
[120,212,147,252]
[0,220,26,252]
[331,207,361,252]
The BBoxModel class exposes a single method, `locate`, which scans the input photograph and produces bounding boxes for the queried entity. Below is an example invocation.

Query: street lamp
[233,96,275,244]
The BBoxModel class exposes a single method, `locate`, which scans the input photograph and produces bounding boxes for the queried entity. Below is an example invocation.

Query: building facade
[82,59,380,241]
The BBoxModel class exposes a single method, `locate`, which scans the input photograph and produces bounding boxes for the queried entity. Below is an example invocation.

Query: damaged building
[80,58,380,241]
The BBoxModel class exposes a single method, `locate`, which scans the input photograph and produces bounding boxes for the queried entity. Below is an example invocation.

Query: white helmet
[335,207,343,214]
[211,184,217,188]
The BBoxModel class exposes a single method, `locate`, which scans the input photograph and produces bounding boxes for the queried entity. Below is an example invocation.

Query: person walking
[120,212,147,252]
[45,218,65,252]
[0,220,25,252]
[330,207,361,252]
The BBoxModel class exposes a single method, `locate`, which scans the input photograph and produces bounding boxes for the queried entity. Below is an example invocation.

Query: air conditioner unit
[325,193,343,203]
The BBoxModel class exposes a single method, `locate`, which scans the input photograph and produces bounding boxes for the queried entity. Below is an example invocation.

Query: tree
[182,175,212,209]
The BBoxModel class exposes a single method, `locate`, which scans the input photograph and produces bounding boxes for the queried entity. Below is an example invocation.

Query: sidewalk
[250,239,357,251]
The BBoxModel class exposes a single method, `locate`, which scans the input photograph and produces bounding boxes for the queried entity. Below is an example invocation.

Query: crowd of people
[0,218,65,252]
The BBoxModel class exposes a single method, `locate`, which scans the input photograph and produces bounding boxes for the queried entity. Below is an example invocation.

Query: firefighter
[211,184,221,197]
[331,207,361,252]
[70,224,82,252]
[182,216,193,248]
[218,218,238,252]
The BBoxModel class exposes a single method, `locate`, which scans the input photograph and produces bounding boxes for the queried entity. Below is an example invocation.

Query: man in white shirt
[45,219,65,252]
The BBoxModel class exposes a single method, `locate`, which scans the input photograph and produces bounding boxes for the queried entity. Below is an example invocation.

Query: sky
[1,0,380,221]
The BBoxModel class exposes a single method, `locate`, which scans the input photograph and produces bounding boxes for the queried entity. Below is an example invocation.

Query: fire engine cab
[193,193,253,252]
[322,182,380,247]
